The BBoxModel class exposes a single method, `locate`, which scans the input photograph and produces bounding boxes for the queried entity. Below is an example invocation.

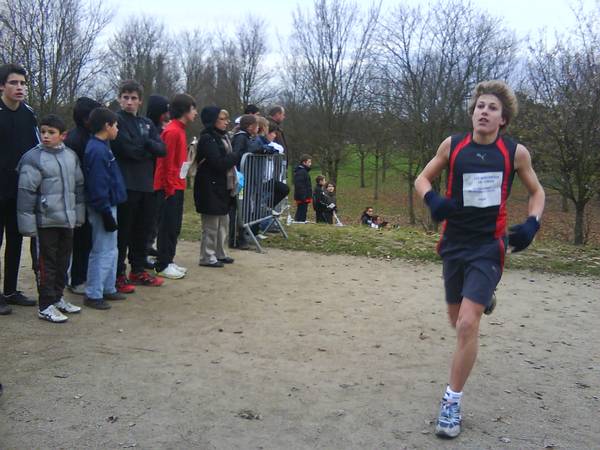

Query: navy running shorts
[439,238,506,307]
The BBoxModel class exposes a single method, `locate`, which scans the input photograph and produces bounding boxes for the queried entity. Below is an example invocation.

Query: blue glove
[424,191,457,222]
[508,216,540,252]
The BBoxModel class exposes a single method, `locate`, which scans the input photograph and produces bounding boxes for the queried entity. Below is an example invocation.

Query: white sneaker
[68,283,86,295]
[157,264,185,279]
[172,263,187,274]
[54,297,82,313]
[38,305,68,323]
[256,234,268,240]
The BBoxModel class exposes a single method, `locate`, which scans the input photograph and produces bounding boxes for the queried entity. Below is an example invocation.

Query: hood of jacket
[146,94,169,128]
[73,97,102,128]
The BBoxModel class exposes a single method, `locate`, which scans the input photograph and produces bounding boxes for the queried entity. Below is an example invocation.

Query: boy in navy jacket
[83,108,127,310]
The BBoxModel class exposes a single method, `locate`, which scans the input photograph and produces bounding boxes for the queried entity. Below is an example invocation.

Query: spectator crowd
[0,63,295,324]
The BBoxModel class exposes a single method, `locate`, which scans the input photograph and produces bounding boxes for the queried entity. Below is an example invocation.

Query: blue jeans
[85,207,118,299]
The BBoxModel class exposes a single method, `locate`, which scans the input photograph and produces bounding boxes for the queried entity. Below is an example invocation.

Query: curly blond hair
[468,80,518,130]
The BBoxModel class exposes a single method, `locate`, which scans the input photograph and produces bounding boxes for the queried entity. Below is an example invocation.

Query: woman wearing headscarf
[193,107,240,267]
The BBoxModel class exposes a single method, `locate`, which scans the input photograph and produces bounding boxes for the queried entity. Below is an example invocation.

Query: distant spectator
[293,154,312,222]
[233,104,261,130]
[229,114,258,249]
[232,114,258,155]
[267,105,288,155]
[361,206,375,227]
[322,182,337,224]
[313,175,328,223]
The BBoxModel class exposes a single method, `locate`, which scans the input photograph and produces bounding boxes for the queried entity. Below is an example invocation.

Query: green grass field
[180,153,600,277]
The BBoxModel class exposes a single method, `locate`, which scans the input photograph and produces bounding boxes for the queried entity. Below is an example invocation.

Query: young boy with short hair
[112,79,167,291]
[83,107,128,310]
[17,114,85,323]
[153,93,197,279]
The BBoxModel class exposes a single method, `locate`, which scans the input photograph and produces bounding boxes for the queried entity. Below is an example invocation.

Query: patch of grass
[263,224,600,278]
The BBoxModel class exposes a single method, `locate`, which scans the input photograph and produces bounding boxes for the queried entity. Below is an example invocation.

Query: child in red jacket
[153,94,197,279]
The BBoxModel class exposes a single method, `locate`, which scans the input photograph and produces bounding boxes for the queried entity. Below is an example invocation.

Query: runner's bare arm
[415,137,451,199]
[514,144,545,218]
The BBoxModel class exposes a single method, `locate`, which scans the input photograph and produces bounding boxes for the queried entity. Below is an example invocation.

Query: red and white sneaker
[129,271,164,287]
[116,275,136,294]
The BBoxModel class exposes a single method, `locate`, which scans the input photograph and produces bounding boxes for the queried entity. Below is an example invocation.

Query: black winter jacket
[293,164,312,202]
[193,128,240,215]
[111,110,166,192]
[0,99,39,200]
[65,97,101,164]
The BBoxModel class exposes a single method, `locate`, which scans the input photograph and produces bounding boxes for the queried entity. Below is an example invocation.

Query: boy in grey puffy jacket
[17,114,85,323]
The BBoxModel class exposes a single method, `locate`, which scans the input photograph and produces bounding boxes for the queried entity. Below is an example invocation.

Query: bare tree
[236,16,270,106]
[524,7,600,244]
[109,16,179,99]
[0,0,113,115]
[376,0,517,225]
[284,0,382,183]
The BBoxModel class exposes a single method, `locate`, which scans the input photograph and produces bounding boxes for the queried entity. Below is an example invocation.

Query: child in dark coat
[293,154,312,222]
[322,182,337,224]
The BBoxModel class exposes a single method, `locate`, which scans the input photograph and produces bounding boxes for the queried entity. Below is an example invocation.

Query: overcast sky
[105,0,595,43]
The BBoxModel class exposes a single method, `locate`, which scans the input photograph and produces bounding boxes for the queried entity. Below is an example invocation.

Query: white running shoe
[172,263,187,274]
[54,297,82,313]
[157,264,185,279]
[38,305,68,323]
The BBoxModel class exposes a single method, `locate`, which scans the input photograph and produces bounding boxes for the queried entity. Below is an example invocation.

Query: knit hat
[146,94,169,127]
[72,97,102,128]
[200,106,221,127]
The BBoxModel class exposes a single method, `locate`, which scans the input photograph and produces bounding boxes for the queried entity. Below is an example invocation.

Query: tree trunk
[407,175,415,225]
[407,160,415,225]
[359,152,366,188]
[374,151,380,200]
[574,202,586,245]
[561,195,569,213]
[382,150,387,183]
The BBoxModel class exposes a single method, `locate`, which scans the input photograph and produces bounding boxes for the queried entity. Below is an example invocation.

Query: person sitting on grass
[360,206,375,227]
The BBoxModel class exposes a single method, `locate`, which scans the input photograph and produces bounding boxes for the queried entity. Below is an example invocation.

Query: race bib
[462,172,502,208]
[179,161,192,179]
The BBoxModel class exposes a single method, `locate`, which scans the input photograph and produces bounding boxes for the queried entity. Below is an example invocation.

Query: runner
[414,80,545,438]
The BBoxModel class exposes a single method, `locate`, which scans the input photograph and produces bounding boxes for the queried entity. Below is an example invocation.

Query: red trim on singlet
[494,137,512,239]
[436,134,472,253]
[498,238,506,273]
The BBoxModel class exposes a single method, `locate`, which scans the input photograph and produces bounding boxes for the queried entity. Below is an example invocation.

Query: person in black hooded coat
[144,94,170,261]
[64,97,101,292]
[193,107,241,267]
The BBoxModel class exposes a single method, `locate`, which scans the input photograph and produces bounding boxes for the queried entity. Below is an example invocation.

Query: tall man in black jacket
[111,80,166,291]
[0,63,38,314]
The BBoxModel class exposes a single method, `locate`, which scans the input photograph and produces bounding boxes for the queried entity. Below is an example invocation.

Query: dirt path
[1,241,598,449]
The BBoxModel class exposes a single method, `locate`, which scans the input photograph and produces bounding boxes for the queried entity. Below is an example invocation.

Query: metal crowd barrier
[238,153,288,252]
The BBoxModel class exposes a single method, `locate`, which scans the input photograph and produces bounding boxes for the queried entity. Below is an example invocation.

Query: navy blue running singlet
[440,132,517,246]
